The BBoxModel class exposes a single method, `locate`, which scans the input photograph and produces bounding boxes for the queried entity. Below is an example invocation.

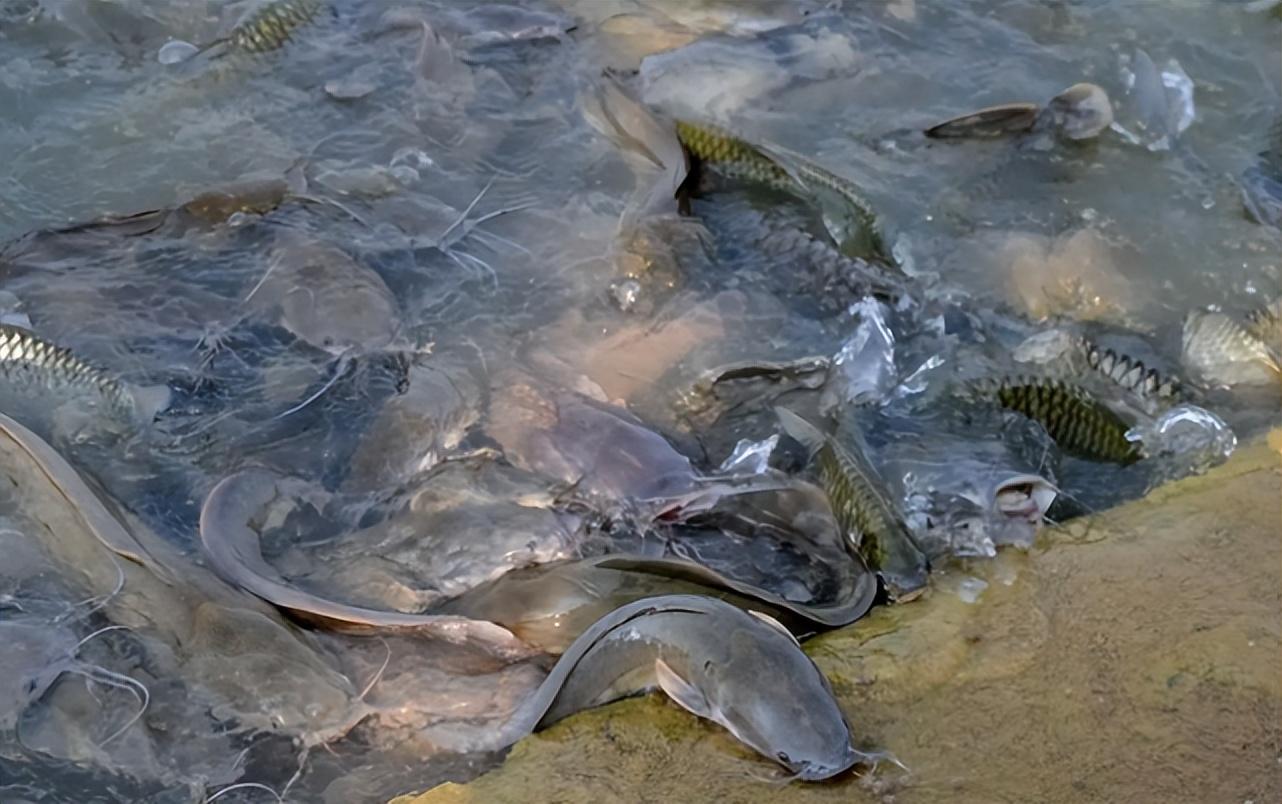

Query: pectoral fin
[654,657,711,719]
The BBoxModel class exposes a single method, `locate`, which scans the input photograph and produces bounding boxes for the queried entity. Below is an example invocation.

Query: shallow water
[0,0,1279,801]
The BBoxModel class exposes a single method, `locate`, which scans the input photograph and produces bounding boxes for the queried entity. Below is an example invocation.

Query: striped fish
[1081,338,1183,411]
[969,376,1142,465]
[674,119,891,263]
[0,325,167,425]
[776,408,928,602]
[229,0,325,54]
[1245,296,1282,364]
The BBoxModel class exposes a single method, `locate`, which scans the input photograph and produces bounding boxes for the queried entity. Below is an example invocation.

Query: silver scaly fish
[0,325,169,426]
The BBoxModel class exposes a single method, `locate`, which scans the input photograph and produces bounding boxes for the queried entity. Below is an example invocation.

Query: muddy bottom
[395,432,1282,804]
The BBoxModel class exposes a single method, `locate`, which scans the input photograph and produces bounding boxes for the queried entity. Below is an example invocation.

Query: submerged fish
[228,0,326,54]
[968,376,1142,465]
[873,422,1059,558]
[1181,309,1280,387]
[198,469,537,660]
[675,120,890,261]
[694,198,905,310]
[488,595,866,780]
[775,408,928,601]
[0,325,170,429]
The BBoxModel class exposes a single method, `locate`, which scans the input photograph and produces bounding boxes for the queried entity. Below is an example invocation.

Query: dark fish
[440,551,878,653]
[924,102,1041,140]
[775,408,928,601]
[675,119,890,262]
[488,595,865,780]
[0,325,169,425]
[969,376,1142,465]
[1081,338,1184,411]
[198,469,538,660]
[228,0,325,54]
[695,200,905,310]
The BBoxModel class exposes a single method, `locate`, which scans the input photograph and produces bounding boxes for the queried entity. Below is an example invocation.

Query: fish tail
[129,383,173,423]
[774,407,826,457]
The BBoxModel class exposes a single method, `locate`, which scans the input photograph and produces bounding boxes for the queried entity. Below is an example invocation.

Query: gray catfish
[198,468,536,660]
[438,551,878,653]
[489,595,866,781]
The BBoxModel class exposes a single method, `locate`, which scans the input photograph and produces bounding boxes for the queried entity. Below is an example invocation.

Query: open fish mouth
[992,474,1058,523]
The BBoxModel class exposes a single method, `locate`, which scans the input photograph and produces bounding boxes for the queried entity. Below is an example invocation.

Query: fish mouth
[790,747,860,782]
[991,474,1058,523]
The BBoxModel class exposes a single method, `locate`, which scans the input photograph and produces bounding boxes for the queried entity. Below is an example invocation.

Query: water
[0,0,1278,801]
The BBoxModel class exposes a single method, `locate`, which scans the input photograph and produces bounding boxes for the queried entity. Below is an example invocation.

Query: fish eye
[703,659,715,673]
[776,751,792,764]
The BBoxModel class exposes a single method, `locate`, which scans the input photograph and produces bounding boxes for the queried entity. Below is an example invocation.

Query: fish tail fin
[581,74,689,219]
[774,407,826,457]
[130,383,173,423]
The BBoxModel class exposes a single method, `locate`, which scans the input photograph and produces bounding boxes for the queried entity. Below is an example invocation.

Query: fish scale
[1082,339,1183,406]
[776,408,927,600]
[974,376,1141,465]
[675,119,889,261]
[0,325,134,415]
[230,0,326,54]
[1245,296,1282,362]
[675,120,791,190]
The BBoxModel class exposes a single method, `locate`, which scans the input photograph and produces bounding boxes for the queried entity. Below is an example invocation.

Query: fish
[967,376,1143,465]
[870,418,1060,558]
[775,407,929,601]
[228,0,326,54]
[0,324,171,429]
[488,595,866,780]
[440,551,878,654]
[1245,296,1282,364]
[1181,309,1280,387]
[0,411,172,581]
[694,198,905,310]
[1044,82,1113,141]
[674,119,891,262]
[1081,337,1184,412]
[924,102,1041,140]
[490,386,788,523]
[197,468,538,660]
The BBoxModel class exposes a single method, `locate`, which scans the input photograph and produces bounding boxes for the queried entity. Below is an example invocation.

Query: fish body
[776,408,928,601]
[969,376,1142,465]
[1181,309,1280,387]
[675,120,890,261]
[925,102,1041,140]
[502,594,861,780]
[1081,337,1184,412]
[1245,296,1282,365]
[198,469,537,660]
[675,119,793,190]
[696,199,904,310]
[229,0,325,54]
[0,325,168,427]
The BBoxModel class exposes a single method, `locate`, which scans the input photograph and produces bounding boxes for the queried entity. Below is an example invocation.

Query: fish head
[695,622,857,781]
[987,473,1058,547]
